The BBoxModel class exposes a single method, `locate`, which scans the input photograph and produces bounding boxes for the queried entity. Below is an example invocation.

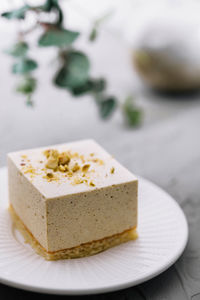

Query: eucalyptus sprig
[2,0,142,125]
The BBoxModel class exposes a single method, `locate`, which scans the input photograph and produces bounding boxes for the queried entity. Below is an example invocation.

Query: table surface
[1,18,200,299]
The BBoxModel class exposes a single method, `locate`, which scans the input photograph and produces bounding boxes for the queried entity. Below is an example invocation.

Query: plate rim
[0,167,188,295]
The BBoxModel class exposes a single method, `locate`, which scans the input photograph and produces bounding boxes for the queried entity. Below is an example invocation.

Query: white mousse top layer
[8,139,137,199]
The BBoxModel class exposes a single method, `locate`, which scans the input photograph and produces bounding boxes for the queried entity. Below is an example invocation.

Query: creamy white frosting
[8,139,137,199]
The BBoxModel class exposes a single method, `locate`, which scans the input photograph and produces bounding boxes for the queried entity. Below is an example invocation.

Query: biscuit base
[9,205,138,261]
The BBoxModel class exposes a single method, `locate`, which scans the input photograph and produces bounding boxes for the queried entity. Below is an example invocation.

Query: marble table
[0,26,200,299]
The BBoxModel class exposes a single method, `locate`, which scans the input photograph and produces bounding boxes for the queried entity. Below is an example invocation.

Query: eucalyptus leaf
[91,78,106,93]
[56,6,63,26]
[123,96,142,126]
[12,59,38,74]
[38,29,79,47]
[16,77,36,94]
[70,80,93,96]
[42,0,58,12]
[1,5,29,19]
[54,51,90,89]
[5,42,28,58]
[2,2,119,117]
[98,97,117,119]
[70,78,106,96]
[41,0,63,26]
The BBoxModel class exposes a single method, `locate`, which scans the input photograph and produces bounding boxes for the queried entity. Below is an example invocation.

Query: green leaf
[91,78,106,93]
[42,0,58,12]
[55,6,63,26]
[38,29,79,47]
[54,51,90,89]
[16,77,37,94]
[70,80,93,96]
[89,27,98,42]
[41,0,63,26]
[5,42,28,58]
[123,96,142,126]
[12,59,38,74]
[98,97,117,119]
[70,78,106,96]
[1,5,29,19]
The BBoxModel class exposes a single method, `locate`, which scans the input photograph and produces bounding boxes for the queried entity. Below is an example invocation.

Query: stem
[19,22,39,38]
[93,91,103,105]
[26,94,33,106]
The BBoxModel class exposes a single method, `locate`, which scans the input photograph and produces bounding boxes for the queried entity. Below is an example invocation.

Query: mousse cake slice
[8,139,138,260]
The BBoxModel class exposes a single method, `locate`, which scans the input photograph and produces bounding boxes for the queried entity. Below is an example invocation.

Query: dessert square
[8,139,138,260]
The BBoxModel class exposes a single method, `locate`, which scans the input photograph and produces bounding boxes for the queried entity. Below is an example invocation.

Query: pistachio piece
[58,152,71,165]
[50,149,59,159]
[82,164,90,172]
[80,154,85,163]
[46,172,54,178]
[45,157,58,170]
[44,149,59,159]
[73,177,84,185]
[24,166,36,174]
[110,167,115,174]
[98,159,104,165]
[59,164,69,172]
[72,163,80,172]
[43,149,50,158]
[89,181,95,187]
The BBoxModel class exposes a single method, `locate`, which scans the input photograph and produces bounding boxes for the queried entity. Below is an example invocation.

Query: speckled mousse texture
[7,139,138,259]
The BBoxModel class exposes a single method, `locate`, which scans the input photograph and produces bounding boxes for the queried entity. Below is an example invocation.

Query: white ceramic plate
[0,167,188,295]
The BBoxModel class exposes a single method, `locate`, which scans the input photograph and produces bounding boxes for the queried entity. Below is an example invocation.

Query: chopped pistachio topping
[90,158,104,165]
[110,167,115,174]
[46,172,54,178]
[43,149,50,158]
[59,164,69,172]
[44,149,58,159]
[23,166,36,174]
[42,172,59,182]
[80,154,85,163]
[82,164,90,172]
[45,157,58,170]
[73,177,84,185]
[89,181,95,187]
[42,149,104,186]
[44,149,59,170]
[67,171,73,177]
[58,152,71,165]
[72,162,80,172]
[20,148,107,188]
[98,159,104,165]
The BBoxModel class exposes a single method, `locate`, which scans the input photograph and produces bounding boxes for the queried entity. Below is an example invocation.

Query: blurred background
[1,0,200,186]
